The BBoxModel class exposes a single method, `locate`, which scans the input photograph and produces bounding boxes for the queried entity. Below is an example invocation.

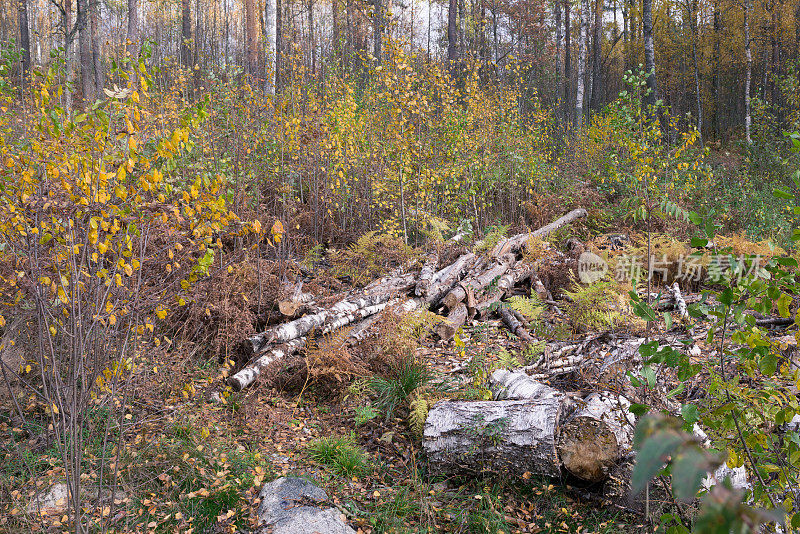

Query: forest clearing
[2,0,800,532]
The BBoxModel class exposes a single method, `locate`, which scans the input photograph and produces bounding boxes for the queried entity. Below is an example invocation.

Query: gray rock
[257,477,356,534]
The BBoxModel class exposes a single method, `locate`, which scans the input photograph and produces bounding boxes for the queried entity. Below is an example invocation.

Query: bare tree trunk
[575,0,588,127]
[90,1,102,93]
[332,0,342,60]
[642,0,657,111]
[276,0,283,90]
[181,0,191,68]
[555,0,562,114]
[244,0,259,76]
[265,0,277,93]
[374,0,382,63]
[448,0,458,64]
[744,0,752,144]
[688,0,703,145]
[77,0,95,102]
[308,0,316,74]
[18,0,31,84]
[564,0,571,123]
[589,0,602,111]
[712,0,721,135]
[126,0,140,61]
[64,0,75,111]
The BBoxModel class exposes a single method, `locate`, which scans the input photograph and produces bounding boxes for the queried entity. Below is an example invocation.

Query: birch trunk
[415,251,440,297]
[492,209,587,258]
[744,0,752,144]
[265,0,277,93]
[642,0,657,111]
[435,302,468,341]
[557,393,634,482]
[423,399,563,478]
[575,0,588,127]
[426,253,477,306]
[441,255,514,311]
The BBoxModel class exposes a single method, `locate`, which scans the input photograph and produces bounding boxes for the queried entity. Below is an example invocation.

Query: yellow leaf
[109,314,117,326]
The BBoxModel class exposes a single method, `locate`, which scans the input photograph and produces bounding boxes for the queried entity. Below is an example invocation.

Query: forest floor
[1,205,792,533]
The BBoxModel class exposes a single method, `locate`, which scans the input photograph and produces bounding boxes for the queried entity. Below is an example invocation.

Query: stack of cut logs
[229,208,659,489]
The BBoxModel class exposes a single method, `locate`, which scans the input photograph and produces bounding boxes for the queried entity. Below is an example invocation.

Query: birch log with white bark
[229,338,307,391]
[491,209,588,258]
[246,292,393,354]
[423,399,563,478]
[556,393,634,482]
[415,252,440,297]
[499,306,535,343]
[435,302,468,341]
[489,370,563,401]
[425,253,477,306]
[441,255,515,311]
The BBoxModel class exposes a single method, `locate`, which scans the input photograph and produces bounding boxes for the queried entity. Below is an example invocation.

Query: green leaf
[719,287,733,306]
[776,257,798,267]
[642,365,657,388]
[691,237,708,248]
[671,447,710,501]
[777,293,792,318]
[705,219,716,240]
[663,311,673,330]
[632,433,685,495]
[630,403,650,416]
[773,189,795,200]
[759,352,778,376]
[681,404,700,425]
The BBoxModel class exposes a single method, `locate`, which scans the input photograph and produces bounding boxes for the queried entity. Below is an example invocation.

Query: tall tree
[275,0,283,90]
[18,0,31,83]
[563,0,571,123]
[126,0,140,61]
[555,0,562,110]
[90,2,102,92]
[77,0,96,101]
[374,0,383,63]
[575,0,588,126]
[244,0,259,76]
[308,0,316,74]
[448,0,458,64]
[332,0,342,59]
[589,0,602,111]
[687,0,703,144]
[264,0,277,93]
[642,0,657,111]
[712,0,721,135]
[744,0,752,144]
[181,0,192,68]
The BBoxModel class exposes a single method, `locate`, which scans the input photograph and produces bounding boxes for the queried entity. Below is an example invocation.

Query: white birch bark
[423,399,563,478]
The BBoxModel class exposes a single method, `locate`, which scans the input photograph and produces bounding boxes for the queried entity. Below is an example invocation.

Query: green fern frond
[495,349,520,370]
[505,294,545,321]
[408,393,429,438]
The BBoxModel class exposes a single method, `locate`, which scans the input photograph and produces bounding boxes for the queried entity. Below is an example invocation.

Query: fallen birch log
[425,253,477,306]
[415,252,440,297]
[556,393,634,482]
[491,208,588,258]
[245,292,394,354]
[423,399,563,478]
[435,302,468,341]
[233,299,422,391]
[499,306,535,343]
[668,282,688,319]
[489,370,563,401]
[441,254,515,311]
[229,338,307,391]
